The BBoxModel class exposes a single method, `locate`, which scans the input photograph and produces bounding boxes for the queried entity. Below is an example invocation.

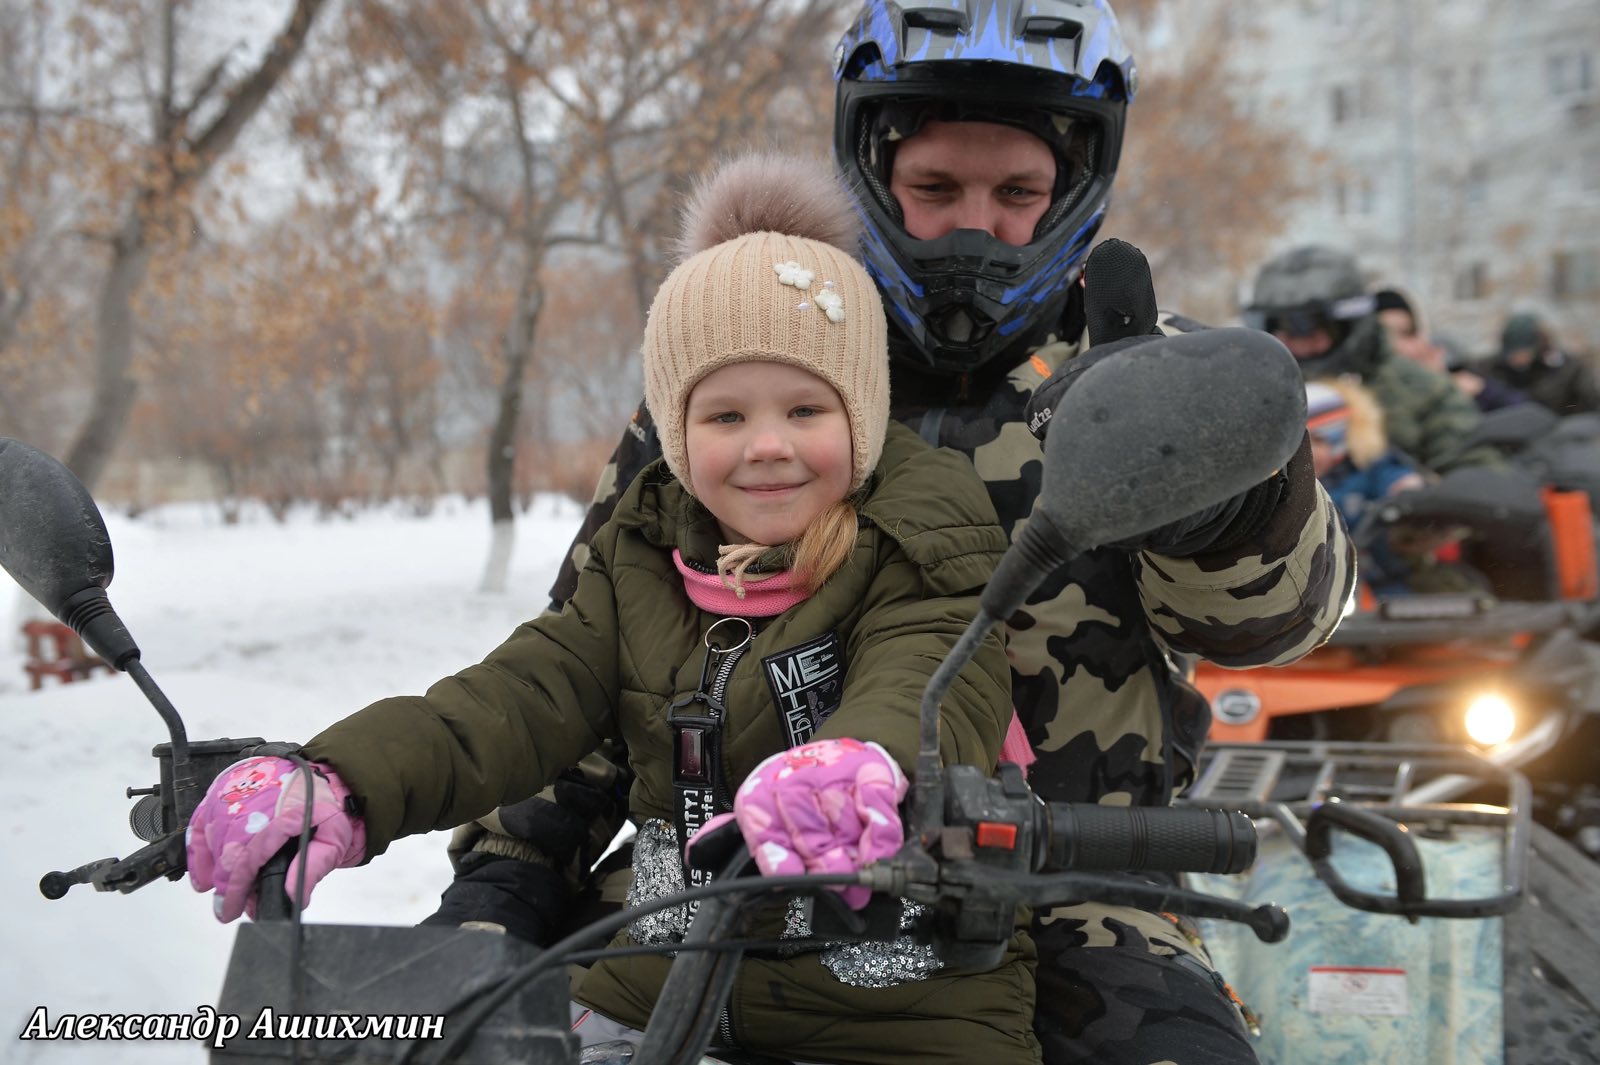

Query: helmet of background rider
[833,0,1137,376]
[1243,245,1381,380]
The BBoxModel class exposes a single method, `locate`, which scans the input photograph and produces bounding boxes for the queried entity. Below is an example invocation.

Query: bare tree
[335,0,846,592]
[31,0,331,490]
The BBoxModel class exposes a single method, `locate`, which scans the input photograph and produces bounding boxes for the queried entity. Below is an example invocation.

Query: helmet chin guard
[834,0,1136,376]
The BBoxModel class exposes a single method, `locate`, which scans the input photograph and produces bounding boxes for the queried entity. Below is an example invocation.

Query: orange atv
[1194,464,1600,854]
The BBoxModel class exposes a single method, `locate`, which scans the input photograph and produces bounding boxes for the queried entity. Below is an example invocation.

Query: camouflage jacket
[1337,320,1500,473]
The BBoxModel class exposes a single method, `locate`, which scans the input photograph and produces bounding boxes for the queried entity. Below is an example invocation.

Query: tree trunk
[63,210,154,489]
[58,0,328,490]
[478,276,543,593]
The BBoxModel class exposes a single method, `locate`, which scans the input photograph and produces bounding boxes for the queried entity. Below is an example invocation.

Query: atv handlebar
[1045,803,1256,876]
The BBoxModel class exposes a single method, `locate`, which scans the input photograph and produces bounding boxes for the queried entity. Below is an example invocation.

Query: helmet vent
[1022,17,1083,41]
[903,8,967,32]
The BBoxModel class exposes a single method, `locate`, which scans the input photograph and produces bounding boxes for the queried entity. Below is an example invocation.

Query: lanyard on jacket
[669,616,752,906]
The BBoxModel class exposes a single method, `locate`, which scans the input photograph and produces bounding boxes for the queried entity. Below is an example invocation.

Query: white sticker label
[1307,966,1409,1016]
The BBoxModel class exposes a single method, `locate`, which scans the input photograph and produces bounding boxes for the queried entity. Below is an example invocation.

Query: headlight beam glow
[1464,693,1517,747]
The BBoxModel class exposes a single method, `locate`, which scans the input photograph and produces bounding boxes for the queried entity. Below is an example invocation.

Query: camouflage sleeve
[546,402,662,609]
[1132,434,1357,669]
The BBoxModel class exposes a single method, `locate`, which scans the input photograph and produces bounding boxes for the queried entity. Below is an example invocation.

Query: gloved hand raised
[187,755,366,922]
[688,737,907,910]
[1025,238,1289,558]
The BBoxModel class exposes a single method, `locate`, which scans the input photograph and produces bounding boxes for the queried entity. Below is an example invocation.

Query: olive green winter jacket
[1330,318,1499,472]
[302,422,1038,1064]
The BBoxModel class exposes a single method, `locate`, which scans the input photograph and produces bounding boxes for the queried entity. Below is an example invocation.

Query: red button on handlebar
[975,821,1018,850]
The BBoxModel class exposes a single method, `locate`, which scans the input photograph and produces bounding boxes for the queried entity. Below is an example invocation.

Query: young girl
[1307,379,1424,596]
[186,151,1037,1064]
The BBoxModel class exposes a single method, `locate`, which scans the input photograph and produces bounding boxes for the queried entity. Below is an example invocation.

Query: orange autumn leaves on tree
[129,203,442,517]
[1108,2,1313,324]
[0,0,330,494]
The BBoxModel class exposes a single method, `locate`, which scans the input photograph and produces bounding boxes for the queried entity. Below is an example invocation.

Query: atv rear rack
[1185,740,1530,919]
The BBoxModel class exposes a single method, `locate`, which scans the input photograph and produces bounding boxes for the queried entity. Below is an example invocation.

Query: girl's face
[684,361,853,546]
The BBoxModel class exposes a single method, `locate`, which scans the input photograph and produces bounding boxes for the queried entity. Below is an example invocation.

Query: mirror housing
[981,328,1306,621]
[0,438,140,668]
[1038,327,1305,549]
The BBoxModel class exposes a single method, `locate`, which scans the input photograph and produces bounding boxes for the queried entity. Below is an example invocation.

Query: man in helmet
[428,3,1354,1061]
[1244,245,1497,472]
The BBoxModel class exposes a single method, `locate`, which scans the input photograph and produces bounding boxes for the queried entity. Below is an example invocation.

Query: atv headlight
[1463,693,1517,747]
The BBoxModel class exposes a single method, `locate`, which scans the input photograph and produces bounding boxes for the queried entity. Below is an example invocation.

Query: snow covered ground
[0,494,585,1063]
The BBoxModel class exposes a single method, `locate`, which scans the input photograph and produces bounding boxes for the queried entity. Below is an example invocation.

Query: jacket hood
[1317,375,1390,470]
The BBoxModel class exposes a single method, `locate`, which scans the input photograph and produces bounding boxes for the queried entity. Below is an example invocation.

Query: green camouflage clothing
[1314,317,1500,473]
[432,313,1357,1063]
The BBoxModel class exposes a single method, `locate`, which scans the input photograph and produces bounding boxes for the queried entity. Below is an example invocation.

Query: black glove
[1024,238,1284,558]
[421,853,575,947]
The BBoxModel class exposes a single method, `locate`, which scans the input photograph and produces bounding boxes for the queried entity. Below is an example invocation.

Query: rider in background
[1488,311,1600,417]
[187,150,1040,1064]
[1245,246,1500,473]
[429,3,1357,1062]
[1373,287,1530,413]
[1306,380,1424,597]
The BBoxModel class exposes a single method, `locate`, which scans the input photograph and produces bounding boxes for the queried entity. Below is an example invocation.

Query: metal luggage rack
[1182,740,1530,919]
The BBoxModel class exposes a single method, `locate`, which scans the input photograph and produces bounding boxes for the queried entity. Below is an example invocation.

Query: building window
[1549,51,1594,97]
[1454,262,1489,302]
[1334,176,1377,217]
[1330,0,1368,28]
[1582,147,1600,194]
[1432,67,1455,109]
[1330,80,1380,123]
[1465,161,1489,206]
[1552,249,1600,299]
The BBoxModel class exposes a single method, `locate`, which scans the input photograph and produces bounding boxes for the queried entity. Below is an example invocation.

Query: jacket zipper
[709,644,745,703]
[707,643,745,811]
[709,641,745,1051]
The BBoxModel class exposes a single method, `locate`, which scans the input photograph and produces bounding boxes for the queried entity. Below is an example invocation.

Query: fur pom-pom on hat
[643,151,889,494]
[673,151,860,262]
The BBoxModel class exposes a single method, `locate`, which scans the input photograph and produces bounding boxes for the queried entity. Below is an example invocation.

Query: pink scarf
[672,550,810,617]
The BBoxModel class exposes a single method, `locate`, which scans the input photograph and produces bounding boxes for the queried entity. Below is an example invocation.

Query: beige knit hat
[642,152,889,493]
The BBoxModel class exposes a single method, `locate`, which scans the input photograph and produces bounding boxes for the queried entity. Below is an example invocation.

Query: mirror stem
[124,659,197,822]
[912,609,1002,843]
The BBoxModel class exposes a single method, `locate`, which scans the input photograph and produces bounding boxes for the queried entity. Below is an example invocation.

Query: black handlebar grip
[1045,804,1256,875]
[252,844,297,921]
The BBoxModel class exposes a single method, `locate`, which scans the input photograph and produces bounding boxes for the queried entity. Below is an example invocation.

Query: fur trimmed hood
[1308,375,1389,470]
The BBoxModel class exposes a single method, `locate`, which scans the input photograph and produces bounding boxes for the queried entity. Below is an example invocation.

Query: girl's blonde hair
[788,499,860,594]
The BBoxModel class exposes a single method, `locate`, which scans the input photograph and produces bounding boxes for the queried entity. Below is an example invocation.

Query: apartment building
[1228,0,1600,356]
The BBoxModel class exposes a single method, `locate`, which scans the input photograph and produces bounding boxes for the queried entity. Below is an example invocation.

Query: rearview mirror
[0,438,138,668]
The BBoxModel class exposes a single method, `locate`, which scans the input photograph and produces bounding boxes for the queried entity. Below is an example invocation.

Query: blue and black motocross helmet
[834,0,1136,375]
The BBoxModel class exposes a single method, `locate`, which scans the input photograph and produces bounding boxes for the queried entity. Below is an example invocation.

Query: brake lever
[40,831,190,899]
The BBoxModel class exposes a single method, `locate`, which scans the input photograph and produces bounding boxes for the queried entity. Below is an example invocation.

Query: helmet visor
[1242,294,1377,338]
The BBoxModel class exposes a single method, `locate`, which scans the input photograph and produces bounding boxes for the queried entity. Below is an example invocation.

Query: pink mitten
[186,756,366,922]
[732,737,907,909]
